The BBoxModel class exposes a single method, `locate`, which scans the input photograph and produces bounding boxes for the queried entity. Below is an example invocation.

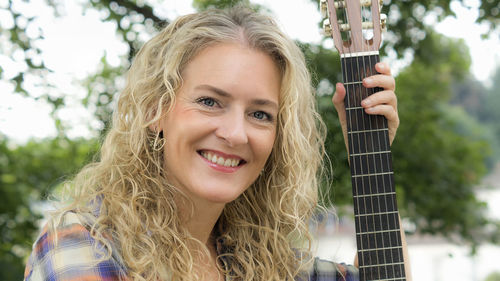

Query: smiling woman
[157,43,280,206]
[23,4,401,281]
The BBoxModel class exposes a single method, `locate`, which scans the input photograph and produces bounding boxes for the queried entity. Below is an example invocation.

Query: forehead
[180,42,281,104]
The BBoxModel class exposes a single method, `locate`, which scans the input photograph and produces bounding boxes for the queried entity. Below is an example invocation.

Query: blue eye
[254,111,265,119]
[253,111,272,121]
[197,97,217,107]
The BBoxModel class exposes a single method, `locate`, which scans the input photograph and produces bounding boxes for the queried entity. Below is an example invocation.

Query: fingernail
[377,63,385,70]
[363,78,373,85]
[362,99,371,106]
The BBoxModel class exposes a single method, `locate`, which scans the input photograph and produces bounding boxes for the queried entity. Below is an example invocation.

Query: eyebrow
[195,84,279,111]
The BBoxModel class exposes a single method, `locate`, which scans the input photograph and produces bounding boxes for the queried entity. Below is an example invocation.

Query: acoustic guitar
[320,0,407,280]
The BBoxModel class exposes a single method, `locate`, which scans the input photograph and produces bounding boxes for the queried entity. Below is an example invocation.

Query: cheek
[254,130,277,163]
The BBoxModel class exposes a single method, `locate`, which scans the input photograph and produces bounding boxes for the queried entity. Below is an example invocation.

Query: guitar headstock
[320,0,387,56]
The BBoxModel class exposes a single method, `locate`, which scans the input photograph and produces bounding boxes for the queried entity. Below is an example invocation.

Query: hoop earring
[151,130,165,151]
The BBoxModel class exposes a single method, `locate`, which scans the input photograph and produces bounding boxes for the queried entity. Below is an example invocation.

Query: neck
[180,198,225,281]
[341,52,406,280]
[178,196,225,248]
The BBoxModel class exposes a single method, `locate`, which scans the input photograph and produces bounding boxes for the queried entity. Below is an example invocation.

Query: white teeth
[200,151,241,167]
[217,157,224,165]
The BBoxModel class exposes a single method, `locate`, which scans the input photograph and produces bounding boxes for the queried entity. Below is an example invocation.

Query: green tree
[0,136,98,280]
[391,35,495,246]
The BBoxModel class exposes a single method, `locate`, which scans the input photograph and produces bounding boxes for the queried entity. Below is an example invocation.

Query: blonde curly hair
[57,5,326,281]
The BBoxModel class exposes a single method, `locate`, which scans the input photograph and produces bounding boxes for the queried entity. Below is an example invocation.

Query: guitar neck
[342,52,406,281]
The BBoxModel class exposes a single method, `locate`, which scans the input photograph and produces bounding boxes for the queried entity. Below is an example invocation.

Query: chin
[202,188,246,204]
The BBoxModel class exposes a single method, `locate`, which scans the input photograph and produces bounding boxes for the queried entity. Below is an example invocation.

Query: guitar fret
[362,277,406,281]
[358,245,403,252]
[348,128,389,134]
[359,262,405,269]
[357,229,400,235]
[344,81,363,85]
[355,211,399,217]
[346,106,364,110]
[352,171,394,178]
[350,150,391,157]
[354,192,396,198]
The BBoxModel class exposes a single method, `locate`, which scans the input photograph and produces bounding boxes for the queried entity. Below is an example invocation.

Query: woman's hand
[331,62,399,150]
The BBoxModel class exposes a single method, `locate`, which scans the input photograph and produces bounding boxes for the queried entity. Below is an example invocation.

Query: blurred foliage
[452,67,500,163]
[485,272,500,281]
[81,54,127,136]
[1,0,500,279]
[390,32,497,248]
[0,135,99,280]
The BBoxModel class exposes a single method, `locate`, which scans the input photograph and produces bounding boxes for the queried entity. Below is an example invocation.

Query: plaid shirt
[24,212,358,281]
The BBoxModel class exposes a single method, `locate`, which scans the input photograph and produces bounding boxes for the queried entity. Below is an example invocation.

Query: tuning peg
[379,0,384,11]
[320,0,328,18]
[380,13,387,31]
[334,19,350,32]
[322,19,332,36]
[335,1,345,9]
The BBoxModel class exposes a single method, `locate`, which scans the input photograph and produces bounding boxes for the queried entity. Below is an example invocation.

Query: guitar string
[351,2,381,279]
[363,3,389,277]
[368,45,394,280]
[349,5,380,279]
[339,1,405,279]
[360,43,382,281]
[334,3,401,280]
[363,2,403,279]
[357,48,383,281]
[361,3,384,279]
[366,3,400,278]
[338,4,369,279]
[372,0,404,276]
[368,1,404,278]
[340,3,401,279]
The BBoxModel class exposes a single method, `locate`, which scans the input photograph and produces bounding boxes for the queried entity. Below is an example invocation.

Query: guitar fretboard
[342,53,406,281]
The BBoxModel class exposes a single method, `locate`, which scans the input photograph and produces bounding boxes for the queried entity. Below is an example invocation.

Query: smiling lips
[199,150,245,172]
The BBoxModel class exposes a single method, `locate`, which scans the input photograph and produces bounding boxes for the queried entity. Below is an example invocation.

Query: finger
[363,74,396,91]
[364,104,399,126]
[364,104,399,145]
[375,61,391,75]
[361,90,397,109]
[332,83,347,129]
[332,82,346,110]
[332,83,350,151]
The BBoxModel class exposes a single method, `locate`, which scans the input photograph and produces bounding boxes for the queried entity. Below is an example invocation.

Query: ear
[146,107,162,133]
[148,122,160,134]
[146,96,174,133]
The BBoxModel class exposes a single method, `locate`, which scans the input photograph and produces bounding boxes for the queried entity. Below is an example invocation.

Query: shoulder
[305,258,359,281]
[24,211,127,281]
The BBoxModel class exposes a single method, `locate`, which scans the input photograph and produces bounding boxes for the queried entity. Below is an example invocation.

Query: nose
[215,110,249,147]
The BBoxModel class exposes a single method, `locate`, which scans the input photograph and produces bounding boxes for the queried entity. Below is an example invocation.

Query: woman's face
[158,42,280,206]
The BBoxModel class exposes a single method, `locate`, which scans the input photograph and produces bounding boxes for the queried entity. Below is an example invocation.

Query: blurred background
[1,0,499,280]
